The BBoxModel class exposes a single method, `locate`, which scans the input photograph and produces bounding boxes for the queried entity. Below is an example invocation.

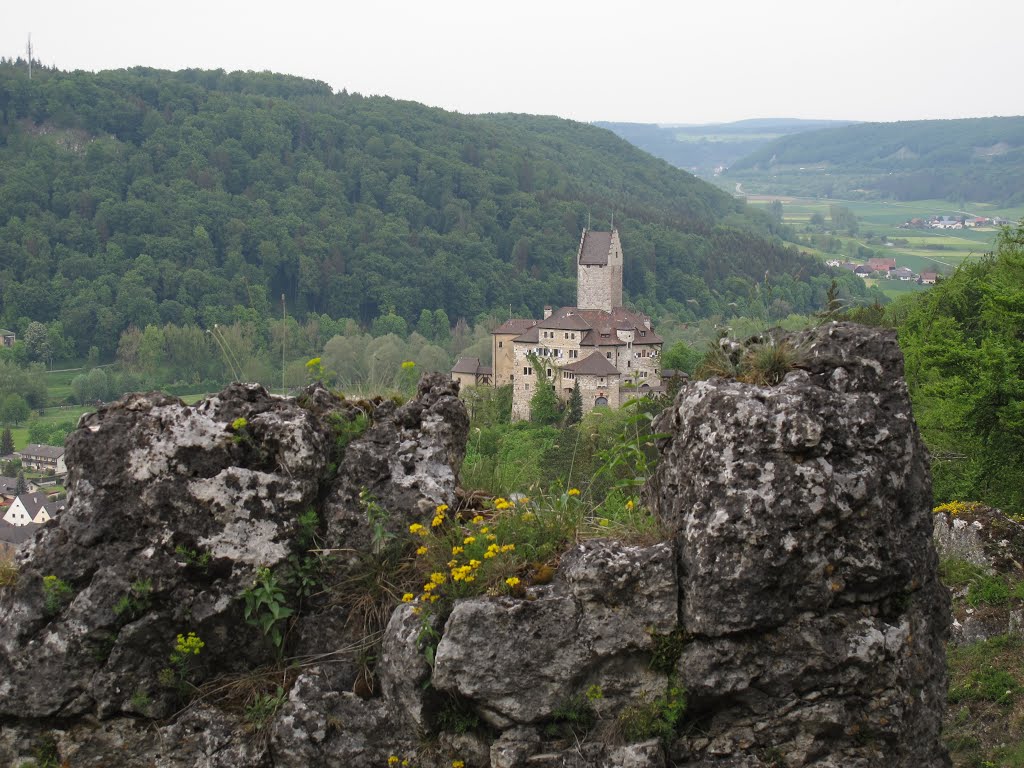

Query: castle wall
[492,333,520,387]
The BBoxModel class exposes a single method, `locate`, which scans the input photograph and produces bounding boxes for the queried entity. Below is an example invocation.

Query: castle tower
[576,229,623,312]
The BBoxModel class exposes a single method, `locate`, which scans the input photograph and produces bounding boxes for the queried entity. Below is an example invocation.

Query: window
[640,331,646,337]
[627,361,631,368]
[596,396,608,406]
[547,369,552,377]
[498,341,503,348]
[606,352,611,359]
[523,367,530,376]
[525,383,530,391]
[564,332,569,339]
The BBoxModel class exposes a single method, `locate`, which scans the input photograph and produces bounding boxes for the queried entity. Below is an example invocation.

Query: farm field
[747,196,1024,277]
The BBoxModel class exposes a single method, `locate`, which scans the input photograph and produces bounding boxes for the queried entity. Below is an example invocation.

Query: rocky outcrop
[652,322,949,767]
[932,502,1024,644]
[0,325,950,767]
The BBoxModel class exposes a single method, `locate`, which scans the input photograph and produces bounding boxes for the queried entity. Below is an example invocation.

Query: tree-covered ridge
[896,222,1024,513]
[0,63,868,358]
[727,116,1024,204]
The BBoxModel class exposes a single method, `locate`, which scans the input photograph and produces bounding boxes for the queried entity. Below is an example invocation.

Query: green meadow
[748,196,1024,278]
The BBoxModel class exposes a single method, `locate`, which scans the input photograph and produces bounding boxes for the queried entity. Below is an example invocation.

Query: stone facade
[576,229,623,312]
[495,229,664,421]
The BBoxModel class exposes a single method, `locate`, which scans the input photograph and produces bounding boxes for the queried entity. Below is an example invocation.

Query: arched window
[595,396,608,406]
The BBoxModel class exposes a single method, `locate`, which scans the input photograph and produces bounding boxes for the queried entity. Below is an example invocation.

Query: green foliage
[435,693,483,735]
[295,508,320,550]
[242,567,294,655]
[895,222,1024,513]
[0,62,853,368]
[41,574,73,615]
[330,411,369,459]
[113,579,153,621]
[244,685,286,732]
[527,354,561,426]
[661,340,702,375]
[564,380,583,426]
[649,630,687,675]
[0,393,30,426]
[729,116,1024,206]
[618,683,687,742]
[1,427,13,455]
[175,544,212,570]
[544,693,598,741]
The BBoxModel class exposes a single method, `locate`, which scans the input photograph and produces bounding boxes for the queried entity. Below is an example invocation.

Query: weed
[242,567,293,656]
[740,340,800,386]
[113,579,153,621]
[0,556,16,588]
[617,683,687,742]
[245,685,286,732]
[159,631,206,699]
[435,693,482,734]
[940,557,988,588]
[295,507,320,550]
[41,575,73,615]
[230,416,250,444]
[361,488,395,555]
[331,411,370,458]
[130,689,152,714]
[649,630,687,675]
[544,693,597,741]
[175,544,211,570]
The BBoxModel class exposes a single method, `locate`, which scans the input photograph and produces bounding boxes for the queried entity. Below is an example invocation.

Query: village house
[2,492,63,527]
[450,357,492,388]
[920,271,938,285]
[465,229,664,421]
[18,444,67,475]
[0,329,15,348]
[867,257,897,273]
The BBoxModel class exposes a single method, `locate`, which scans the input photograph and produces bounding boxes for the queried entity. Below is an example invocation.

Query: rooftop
[563,352,621,377]
[578,230,613,266]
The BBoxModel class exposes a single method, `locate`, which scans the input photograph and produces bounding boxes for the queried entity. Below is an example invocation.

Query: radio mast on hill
[26,34,33,79]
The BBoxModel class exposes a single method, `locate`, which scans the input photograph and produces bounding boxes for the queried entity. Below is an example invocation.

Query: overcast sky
[3,0,1022,125]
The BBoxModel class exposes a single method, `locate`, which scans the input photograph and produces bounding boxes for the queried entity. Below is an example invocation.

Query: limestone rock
[432,540,678,728]
[650,322,950,767]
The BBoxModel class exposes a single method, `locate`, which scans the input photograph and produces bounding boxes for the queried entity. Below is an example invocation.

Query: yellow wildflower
[401,593,414,603]
[423,582,435,592]
[388,757,400,766]
[452,762,465,768]
[480,526,489,533]
[416,546,429,556]
[598,518,610,527]
[452,546,464,555]
[483,551,496,559]
[568,488,580,496]
[471,515,484,524]
[486,533,497,541]
[430,573,446,585]
[500,543,515,553]
[469,559,481,568]
[519,496,530,504]
[436,504,449,513]
[432,514,445,527]
[306,357,322,369]
[401,361,416,370]
[429,594,439,603]
[463,536,476,545]
[506,576,521,588]
[521,512,533,521]
[447,559,458,568]
[626,499,635,510]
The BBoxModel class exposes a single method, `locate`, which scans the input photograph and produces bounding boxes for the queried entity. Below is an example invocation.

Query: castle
[453,229,663,420]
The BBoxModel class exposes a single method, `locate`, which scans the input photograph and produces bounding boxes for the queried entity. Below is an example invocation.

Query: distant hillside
[0,64,871,358]
[594,119,854,178]
[726,116,1024,204]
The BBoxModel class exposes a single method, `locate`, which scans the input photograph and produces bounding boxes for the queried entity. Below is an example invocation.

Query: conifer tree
[0,428,13,456]
[16,470,27,495]
[528,354,560,425]
[565,380,583,425]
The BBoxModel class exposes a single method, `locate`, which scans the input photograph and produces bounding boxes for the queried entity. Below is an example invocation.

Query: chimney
[543,306,552,320]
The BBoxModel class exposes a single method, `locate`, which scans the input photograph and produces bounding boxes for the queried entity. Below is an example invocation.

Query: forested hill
[0,63,861,359]
[726,116,1024,204]
[594,118,853,178]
